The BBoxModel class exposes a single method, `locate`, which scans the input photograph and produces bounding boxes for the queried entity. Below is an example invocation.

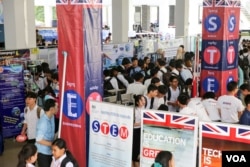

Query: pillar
[44,6,53,27]
[112,0,129,43]
[141,5,150,31]
[201,1,240,96]
[3,0,36,50]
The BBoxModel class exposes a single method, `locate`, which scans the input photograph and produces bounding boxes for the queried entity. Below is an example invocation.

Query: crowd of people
[103,43,250,167]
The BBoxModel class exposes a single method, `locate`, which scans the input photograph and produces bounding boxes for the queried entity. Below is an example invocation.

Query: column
[141,5,150,32]
[201,2,240,97]
[112,0,129,43]
[175,0,189,38]
[3,0,36,49]
[44,6,53,27]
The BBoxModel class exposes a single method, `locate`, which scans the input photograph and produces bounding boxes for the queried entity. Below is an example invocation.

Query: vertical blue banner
[0,65,25,138]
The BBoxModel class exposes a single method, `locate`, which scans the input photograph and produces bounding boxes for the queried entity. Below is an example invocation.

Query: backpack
[61,156,79,167]
[116,74,134,89]
[242,55,249,70]
[24,107,42,119]
[160,70,173,87]
[103,78,114,97]
[149,96,167,109]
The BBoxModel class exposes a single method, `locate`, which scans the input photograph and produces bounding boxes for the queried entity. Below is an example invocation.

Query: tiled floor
[0,137,25,167]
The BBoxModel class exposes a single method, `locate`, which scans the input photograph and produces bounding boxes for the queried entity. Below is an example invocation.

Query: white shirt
[145,95,152,109]
[134,107,143,129]
[180,68,193,82]
[116,73,129,88]
[171,68,179,76]
[144,78,152,88]
[179,106,196,116]
[126,82,146,95]
[26,163,36,167]
[167,87,180,112]
[152,96,167,110]
[202,98,221,121]
[104,76,119,90]
[217,95,244,123]
[157,67,167,82]
[23,105,44,139]
[188,98,211,122]
[51,153,74,167]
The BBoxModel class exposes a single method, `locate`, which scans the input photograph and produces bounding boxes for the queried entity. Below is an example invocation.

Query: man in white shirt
[167,76,180,112]
[202,92,221,121]
[126,72,146,95]
[144,84,158,109]
[188,97,211,122]
[156,59,167,83]
[152,85,168,110]
[178,94,196,116]
[176,61,193,83]
[217,81,244,123]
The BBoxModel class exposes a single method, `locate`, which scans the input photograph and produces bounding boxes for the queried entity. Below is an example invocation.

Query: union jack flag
[203,0,241,7]
[143,110,197,130]
[201,122,250,144]
[70,0,101,4]
[56,0,68,4]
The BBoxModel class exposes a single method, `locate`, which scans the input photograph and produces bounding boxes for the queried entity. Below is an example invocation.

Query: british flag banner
[56,0,68,5]
[143,111,196,130]
[203,0,241,7]
[199,122,250,167]
[141,110,198,167]
[70,0,102,5]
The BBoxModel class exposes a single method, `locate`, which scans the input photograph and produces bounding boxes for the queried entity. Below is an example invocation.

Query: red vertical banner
[56,1,102,167]
[201,0,240,97]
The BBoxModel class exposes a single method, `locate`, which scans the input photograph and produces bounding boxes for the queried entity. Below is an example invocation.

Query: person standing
[239,95,250,126]
[17,143,38,167]
[217,81,244,123]
[21,92,44,144]
[36,99,58,167]
[51,138,79,167]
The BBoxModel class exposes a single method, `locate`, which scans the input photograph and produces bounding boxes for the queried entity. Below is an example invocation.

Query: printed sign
[141,110,198,167]
[89,101,133,167]
[199,122,250,167]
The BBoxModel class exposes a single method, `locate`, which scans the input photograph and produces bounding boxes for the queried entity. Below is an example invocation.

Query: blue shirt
[36,114,55,155]
[239,109,250,126]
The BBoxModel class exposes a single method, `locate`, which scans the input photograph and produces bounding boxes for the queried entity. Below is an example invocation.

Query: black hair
[147,84,158,94]
[177,93,190,105]
[133,72,144,81]
[17,144,37,167]
[158,104,169,111]
[157,59,166,66]
[240,83,250,91]
[121,58,131,65]
[51,72,59,81]
[227,81,238,92]
[41,62,49,71]
[169,75,178,82]
[243,48,248,53]
[103,69,111,77]
[202,91,216,99]
[175,61,183,69]
[169,59,176,68]
[245,94,250,106]
[52,138,78,167]
[158,85,168,94]
[131,57,138,62]
[134,94,146,107]
[179,45,184,49]
[44,99,56,112]
[144,56,150,62]
[151,151,173,167]
[151,77,161,85]
[25,91,37,99]
[150,68,159,77]
[185,78,193,85]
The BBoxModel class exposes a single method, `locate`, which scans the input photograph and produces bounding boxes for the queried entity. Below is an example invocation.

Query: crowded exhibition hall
[1,0,250,167]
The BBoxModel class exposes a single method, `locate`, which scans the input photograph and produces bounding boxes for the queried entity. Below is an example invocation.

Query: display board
[141,110,198,167]
[0,65,25,138]
[102,43,133,70]
[199,121,250,167]
[88,101,133,167]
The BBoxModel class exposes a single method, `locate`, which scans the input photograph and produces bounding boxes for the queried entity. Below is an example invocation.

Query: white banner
[89,101,134,167]
[141,110,198,167]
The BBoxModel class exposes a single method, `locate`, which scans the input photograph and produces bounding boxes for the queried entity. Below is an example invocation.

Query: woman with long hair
[17,143,37,167]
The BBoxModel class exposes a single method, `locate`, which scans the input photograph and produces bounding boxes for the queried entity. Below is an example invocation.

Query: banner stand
[58,51,68,138]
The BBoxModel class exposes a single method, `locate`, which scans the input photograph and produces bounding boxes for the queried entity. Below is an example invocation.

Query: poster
[141,110,198,167]
[103,43,134,70]
[57,1,102,166]
[89,101,133,167]
[199,121,250,167]
[158,38,184,59]
[0,65,25,138]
